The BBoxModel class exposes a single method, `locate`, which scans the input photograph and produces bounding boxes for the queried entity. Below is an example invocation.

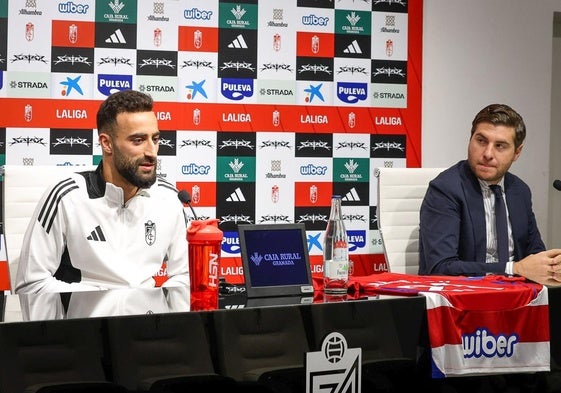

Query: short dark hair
[470,103,526,149]
[96,90,154,136]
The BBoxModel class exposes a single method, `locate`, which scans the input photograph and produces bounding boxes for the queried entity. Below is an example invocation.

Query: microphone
[554,180,561,191]
[177,190,198,220]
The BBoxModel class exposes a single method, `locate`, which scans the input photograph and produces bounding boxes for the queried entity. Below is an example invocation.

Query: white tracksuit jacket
[15,163,190,294]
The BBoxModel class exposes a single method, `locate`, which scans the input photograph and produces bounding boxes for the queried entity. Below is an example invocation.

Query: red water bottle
[187,219,223,311]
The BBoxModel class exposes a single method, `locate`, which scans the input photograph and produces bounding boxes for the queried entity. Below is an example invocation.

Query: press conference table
[1,284,560,392]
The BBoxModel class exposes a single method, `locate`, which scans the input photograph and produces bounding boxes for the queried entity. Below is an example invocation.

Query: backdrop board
[0,0,422,287]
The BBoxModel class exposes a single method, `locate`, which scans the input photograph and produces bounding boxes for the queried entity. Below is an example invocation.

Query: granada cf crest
[145,220,156,245]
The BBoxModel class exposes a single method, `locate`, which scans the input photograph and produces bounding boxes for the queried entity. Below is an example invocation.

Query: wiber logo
[462,328,518,359]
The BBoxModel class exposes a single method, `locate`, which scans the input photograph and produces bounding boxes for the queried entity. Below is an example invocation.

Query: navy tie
[490,185,509,263]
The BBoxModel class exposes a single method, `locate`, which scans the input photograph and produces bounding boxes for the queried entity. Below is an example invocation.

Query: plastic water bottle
[323,195,349,295]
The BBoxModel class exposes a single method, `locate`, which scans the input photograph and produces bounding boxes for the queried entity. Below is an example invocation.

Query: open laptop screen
[238,223,314,298]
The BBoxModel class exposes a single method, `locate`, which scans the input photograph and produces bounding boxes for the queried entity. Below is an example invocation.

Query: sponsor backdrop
[0,0,422,287]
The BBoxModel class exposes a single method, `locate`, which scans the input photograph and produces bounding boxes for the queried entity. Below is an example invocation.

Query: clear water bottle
[323,195,349,295]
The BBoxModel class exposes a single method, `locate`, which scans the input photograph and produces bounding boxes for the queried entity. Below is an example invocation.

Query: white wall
[422,0,561,248]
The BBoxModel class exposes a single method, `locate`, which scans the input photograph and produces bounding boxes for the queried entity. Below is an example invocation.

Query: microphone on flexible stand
[554,179,561,191]
[177,190,199,220]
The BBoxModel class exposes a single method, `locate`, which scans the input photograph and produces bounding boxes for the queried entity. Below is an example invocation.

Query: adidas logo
[105,29,127,44]
[343,40,362,54]
[226,187,246,202]
[342,188,360,202]
[228,34,248,49]
[87,225,106,242]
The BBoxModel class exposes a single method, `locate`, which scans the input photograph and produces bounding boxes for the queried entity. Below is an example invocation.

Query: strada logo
[10,80,49,89]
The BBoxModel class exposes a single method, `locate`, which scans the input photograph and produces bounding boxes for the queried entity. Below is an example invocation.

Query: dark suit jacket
[418,160,545,276]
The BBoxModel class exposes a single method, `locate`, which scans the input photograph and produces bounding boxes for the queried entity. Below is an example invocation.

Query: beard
[113,145,157,189]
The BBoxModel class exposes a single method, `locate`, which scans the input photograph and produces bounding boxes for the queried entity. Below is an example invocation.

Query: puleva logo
[221,78,253,101]
[97,74,132,96]
[337,82,368,104]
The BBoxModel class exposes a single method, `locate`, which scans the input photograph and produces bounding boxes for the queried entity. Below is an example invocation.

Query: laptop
[238,223,315,298]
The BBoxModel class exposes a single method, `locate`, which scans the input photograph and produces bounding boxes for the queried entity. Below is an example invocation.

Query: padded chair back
[105,312,234,391]
[376,167,445,274]
[0,318,127,393]
[2,165,96,293]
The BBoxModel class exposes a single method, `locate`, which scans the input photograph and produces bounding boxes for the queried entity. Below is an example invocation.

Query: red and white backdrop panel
[0,0,422,287]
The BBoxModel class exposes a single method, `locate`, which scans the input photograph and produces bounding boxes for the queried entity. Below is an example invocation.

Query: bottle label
[324,259,349,279]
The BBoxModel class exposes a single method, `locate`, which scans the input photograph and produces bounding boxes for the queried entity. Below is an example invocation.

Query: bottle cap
[187,219,223,241]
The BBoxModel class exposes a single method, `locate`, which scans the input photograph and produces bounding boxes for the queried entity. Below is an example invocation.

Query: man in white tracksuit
[15,90,190,295]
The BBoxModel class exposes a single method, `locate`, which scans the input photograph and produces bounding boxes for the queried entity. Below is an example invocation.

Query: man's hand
[513,249,561,285]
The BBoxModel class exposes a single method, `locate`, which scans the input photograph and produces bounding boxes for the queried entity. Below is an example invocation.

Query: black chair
[308,298,425,392]
[0,318,128,393]
[104,312,236,392]
[211,306,311,393]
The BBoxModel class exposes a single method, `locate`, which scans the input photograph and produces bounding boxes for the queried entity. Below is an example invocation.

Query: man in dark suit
[418,103,561,284]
